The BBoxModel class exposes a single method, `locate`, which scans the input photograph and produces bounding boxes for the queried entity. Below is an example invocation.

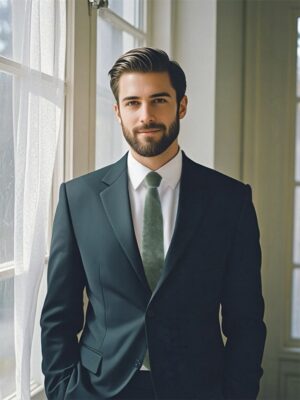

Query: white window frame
[0,0,68,397]
[0,57,21,279]
[287,11,300,349]
[98,1,148,42]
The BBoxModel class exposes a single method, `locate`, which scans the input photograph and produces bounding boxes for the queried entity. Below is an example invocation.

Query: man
[41,48,266,400]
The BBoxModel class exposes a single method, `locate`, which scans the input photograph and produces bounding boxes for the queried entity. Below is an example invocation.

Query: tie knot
[145,171,162,188]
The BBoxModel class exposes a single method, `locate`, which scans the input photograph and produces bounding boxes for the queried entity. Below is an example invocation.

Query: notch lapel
[151,153,212,298]
[100,155,151,295]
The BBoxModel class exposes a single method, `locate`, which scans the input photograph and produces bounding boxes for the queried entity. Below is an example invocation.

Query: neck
[130,141,179,170]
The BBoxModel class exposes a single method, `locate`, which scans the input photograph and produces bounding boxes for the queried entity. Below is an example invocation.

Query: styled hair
[108,47,186,104]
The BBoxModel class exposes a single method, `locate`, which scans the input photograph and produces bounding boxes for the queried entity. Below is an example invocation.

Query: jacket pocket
[79,343,103,374]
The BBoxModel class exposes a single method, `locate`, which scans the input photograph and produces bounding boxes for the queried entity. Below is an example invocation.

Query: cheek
[161,108,177,125]
[120,111,138,127]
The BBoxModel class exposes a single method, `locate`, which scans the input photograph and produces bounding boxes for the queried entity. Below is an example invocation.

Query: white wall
[150,0,217,168]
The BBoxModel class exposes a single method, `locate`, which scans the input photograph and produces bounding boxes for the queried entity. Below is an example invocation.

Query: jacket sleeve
[221,184,267,400]
[40,183,87,399]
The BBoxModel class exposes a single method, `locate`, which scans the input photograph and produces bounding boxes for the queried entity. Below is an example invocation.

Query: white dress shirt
[127,149,182,259]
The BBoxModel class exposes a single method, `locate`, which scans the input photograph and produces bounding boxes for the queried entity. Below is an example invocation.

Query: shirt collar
[127,148,182,190]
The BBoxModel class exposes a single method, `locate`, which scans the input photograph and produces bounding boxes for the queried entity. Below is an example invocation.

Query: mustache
[133,123,166,134]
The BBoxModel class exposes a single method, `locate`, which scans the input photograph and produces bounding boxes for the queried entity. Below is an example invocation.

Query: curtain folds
[13,1,66,398]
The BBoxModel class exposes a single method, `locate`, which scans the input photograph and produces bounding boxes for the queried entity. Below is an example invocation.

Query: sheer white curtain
[12,1,66,399]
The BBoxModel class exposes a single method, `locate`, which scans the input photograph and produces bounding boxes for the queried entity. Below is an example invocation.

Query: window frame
[0,0,68,397]
[0,56,20,279]
[284,9,300,350]
[98,3,147,40]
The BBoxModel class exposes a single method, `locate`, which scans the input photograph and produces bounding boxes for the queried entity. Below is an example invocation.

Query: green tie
[142,171,164,369]
[142,171,164,291]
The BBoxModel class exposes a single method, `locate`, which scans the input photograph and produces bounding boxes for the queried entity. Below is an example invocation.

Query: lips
[133,123,166,136]
[137,129,161,134]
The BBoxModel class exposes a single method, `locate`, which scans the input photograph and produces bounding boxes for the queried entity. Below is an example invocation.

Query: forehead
[118,71,176,100]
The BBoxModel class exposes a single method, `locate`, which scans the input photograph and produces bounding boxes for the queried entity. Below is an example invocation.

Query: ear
[178,95,188,119]
[114,103,122,124]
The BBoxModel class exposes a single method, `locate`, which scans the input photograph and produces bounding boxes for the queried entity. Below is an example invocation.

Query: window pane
[0,71,14,265]
[95,17,143,168]
[109,0,144,30]
[292,268,300,338]
[0,277,15,398]
[0,0,12,59]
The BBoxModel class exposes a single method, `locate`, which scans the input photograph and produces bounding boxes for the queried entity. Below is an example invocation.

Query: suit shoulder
[63,153,128,193]
[65,164,112,188]
[187,156,247,188]
[184,155,251,203]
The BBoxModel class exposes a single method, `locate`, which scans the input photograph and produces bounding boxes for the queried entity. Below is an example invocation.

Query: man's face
[114,72,187,157]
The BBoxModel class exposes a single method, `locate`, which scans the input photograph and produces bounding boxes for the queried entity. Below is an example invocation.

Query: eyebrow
[121,92,172,103]
[150,92,171,99]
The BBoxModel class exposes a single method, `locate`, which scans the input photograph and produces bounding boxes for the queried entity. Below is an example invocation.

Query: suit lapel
[99,152,212,301]
[99,154,151,295]
[151,153,213,298]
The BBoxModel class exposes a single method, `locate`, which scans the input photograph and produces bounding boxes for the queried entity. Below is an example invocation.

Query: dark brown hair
[108,47,186,104]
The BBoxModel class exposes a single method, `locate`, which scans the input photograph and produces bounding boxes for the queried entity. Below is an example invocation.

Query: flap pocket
[80,343,103,374]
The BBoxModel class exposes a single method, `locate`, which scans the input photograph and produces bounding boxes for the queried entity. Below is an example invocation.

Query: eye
[153,98,167,104]
[125,101,140,107]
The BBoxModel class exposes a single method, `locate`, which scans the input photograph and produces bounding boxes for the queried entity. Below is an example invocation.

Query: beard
[121,112,180,157]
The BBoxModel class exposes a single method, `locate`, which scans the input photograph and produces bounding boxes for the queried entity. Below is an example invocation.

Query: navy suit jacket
[40,152,266,399]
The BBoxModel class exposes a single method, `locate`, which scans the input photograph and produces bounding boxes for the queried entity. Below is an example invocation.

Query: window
[0,1,16,396]
[95,0,148,168]
[291,17,300,340]
[0,0,66,398]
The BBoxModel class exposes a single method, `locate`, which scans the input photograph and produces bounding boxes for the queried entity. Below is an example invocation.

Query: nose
[139,103,155,125]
